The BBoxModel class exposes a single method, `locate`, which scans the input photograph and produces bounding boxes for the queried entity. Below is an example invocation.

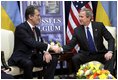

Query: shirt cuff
[46,44,51,52]
[61,47,63,52]
[43,44,50,53]
[108,51,113,54]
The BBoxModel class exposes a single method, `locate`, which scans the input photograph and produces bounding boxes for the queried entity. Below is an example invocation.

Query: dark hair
[25,5,39,20]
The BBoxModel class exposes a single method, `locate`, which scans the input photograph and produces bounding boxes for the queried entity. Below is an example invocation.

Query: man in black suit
[55,8,115,75]
[8,5,58,79]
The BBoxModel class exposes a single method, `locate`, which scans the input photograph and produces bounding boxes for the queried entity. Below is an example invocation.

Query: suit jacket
[63,21,115,55]
[8,21,48,65]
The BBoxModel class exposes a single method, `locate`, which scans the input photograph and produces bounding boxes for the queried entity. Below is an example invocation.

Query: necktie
[86,27,96,52]
[32,28,38,41]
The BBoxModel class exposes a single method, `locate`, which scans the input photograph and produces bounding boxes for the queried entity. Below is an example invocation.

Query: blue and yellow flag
[1,1,22,32]
[96,1,117,27]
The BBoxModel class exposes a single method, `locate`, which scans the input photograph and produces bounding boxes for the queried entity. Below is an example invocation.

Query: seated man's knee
[72,55,80,62]
[52,56,58,63]
[24,60,33,68]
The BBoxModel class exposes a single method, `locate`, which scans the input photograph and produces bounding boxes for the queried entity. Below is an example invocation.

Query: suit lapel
[24,21,42,42]
[81,26,89,47]
[24,21,35,39]
[35,28,40,42]
[92,22,98,37]
[91,22,98,47]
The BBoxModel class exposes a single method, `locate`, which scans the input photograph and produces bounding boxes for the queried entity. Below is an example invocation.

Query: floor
[54,74,75,79]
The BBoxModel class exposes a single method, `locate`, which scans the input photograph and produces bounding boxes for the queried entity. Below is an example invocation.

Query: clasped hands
[49,44,61,53]
[43,43,62,63]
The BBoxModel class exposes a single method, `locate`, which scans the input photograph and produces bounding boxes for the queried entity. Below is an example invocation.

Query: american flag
[66,1,93,54]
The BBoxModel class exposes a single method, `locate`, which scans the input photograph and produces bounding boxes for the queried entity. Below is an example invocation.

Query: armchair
[103,26,117,78]
[1,29,43,76]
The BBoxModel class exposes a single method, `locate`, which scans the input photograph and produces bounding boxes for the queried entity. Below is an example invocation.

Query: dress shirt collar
[84,22,92,29]
[27,21,35,30]
[84,22,94,38]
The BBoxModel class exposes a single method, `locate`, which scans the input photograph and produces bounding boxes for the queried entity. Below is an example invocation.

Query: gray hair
[80,8,93,20]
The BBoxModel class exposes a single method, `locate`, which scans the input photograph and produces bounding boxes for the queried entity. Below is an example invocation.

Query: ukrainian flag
[1,1,21,32]
[96,1,117,27]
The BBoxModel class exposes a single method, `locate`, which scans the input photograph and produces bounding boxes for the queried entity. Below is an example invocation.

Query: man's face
[79,11,90,26]
[30,9,41,26]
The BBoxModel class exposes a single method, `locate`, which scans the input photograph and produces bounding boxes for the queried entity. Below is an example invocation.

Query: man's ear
[87,16,91,20]
[29,14,33,19]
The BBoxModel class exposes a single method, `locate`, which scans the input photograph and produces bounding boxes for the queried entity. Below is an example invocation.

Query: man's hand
[43,51,52,63]
[50,45,61,53]
[104,51,113,61]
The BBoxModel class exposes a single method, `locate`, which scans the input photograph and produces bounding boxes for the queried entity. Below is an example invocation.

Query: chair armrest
[1,51,11,71]
[59,51,74,61]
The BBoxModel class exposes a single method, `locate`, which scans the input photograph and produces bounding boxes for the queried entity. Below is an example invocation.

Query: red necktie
[32,28,38,41]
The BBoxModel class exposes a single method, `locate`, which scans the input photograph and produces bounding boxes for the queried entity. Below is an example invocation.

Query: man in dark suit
[8,5,58,79]
[55,8,115,75]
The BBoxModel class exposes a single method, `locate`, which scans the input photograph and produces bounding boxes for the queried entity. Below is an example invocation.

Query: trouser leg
[17,59,34,79]
[72,54,84,72]
[43,55,58,79]
[104,57,114,75]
